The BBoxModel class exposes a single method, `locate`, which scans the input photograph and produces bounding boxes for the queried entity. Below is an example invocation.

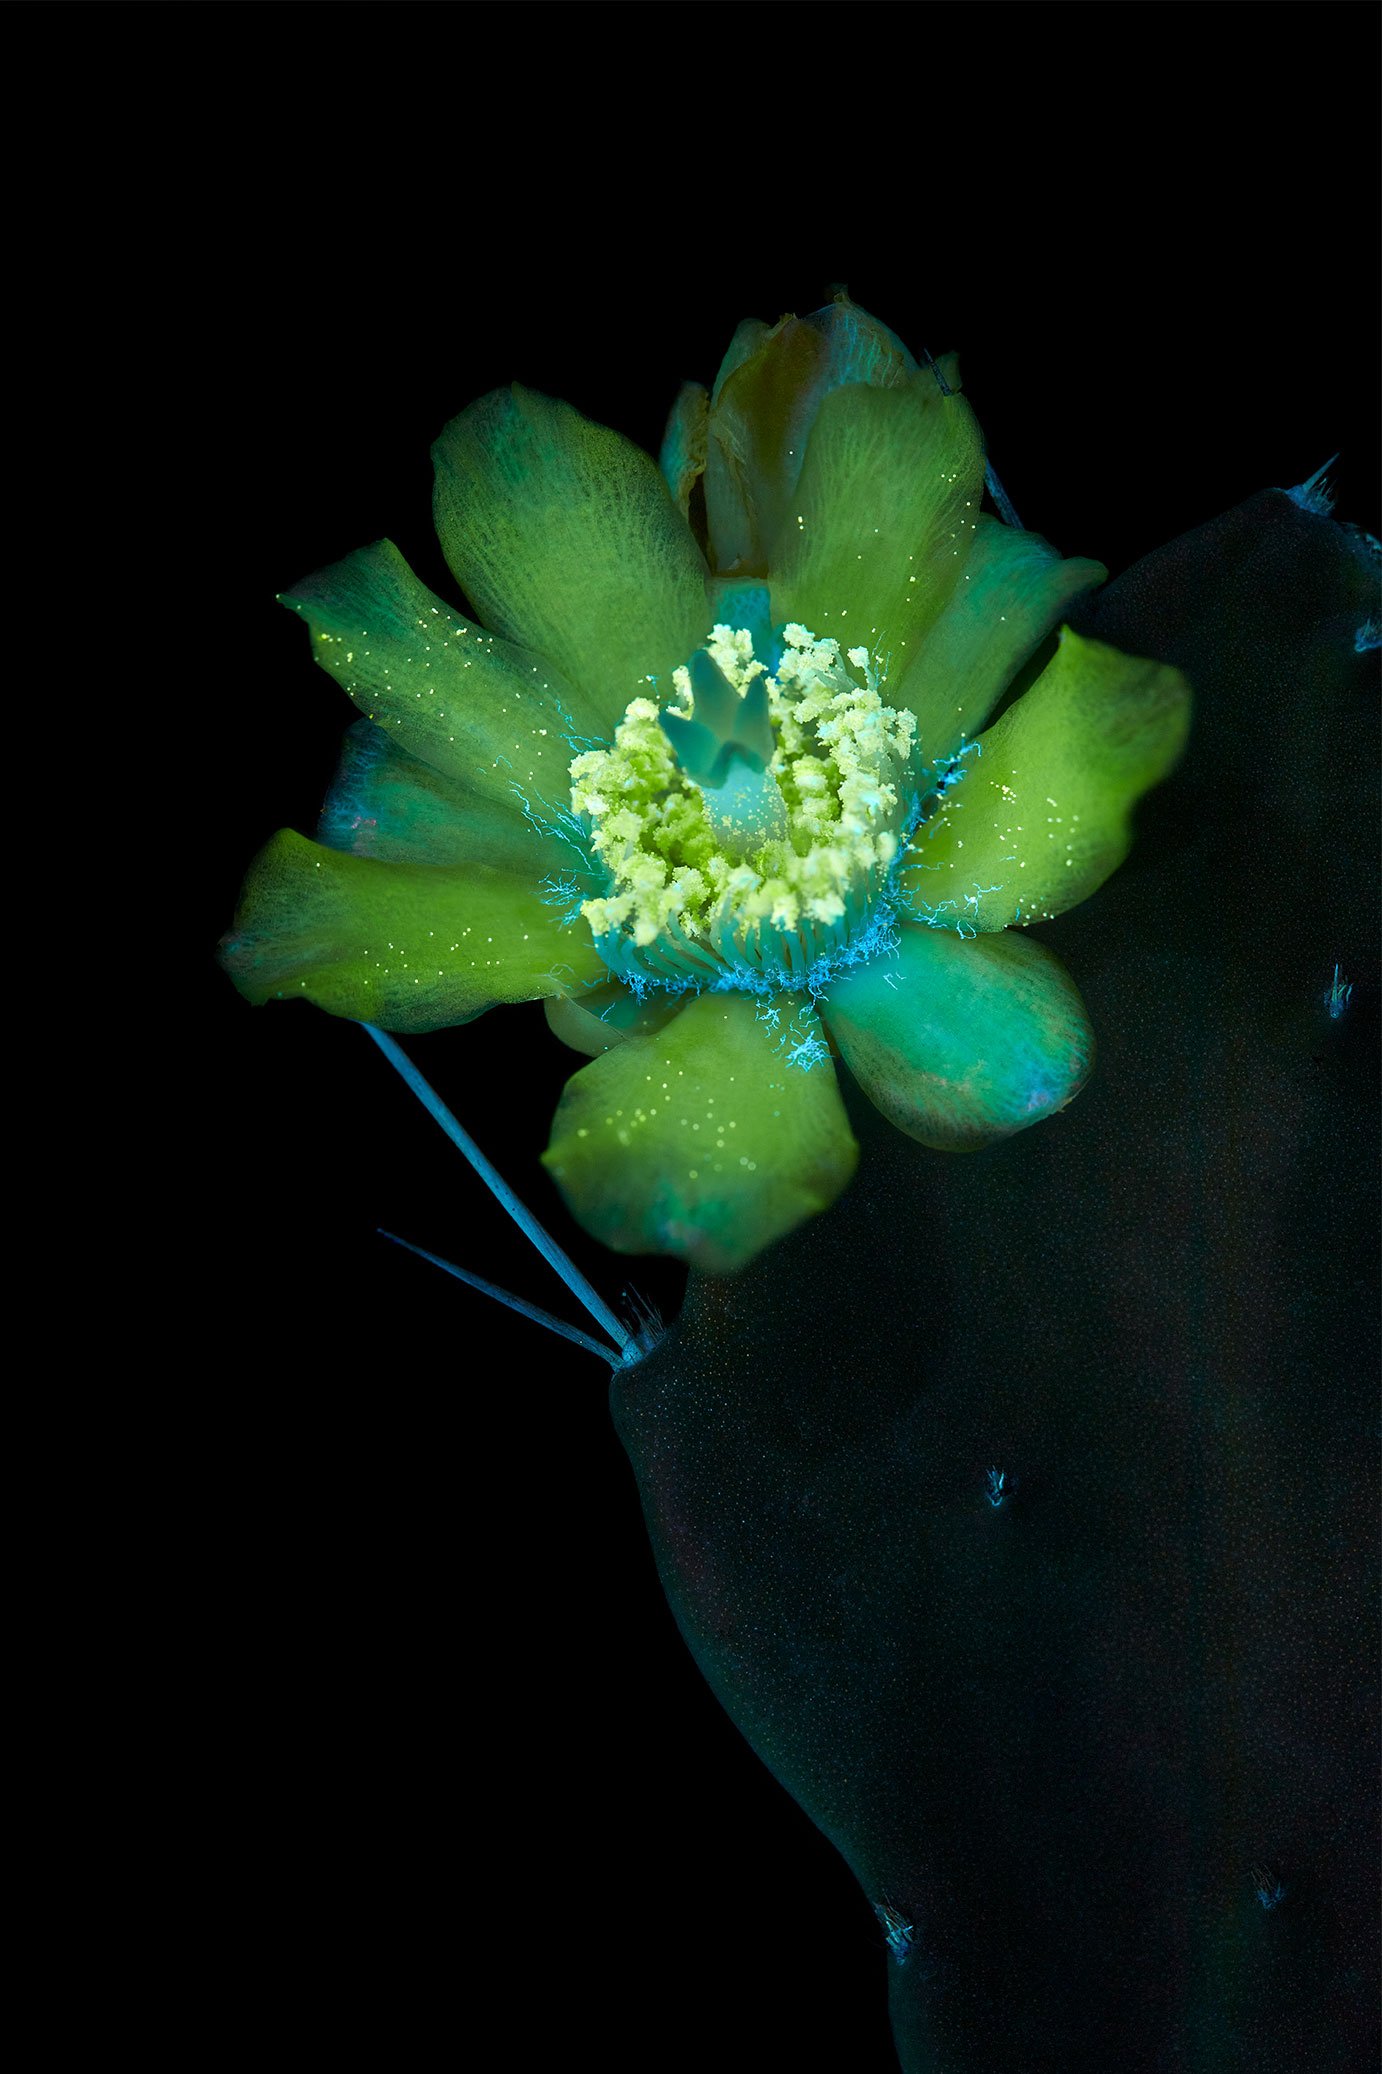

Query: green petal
[704,298,919,577]
[894,515,1107,766]
[432,385,710,725]
[542,992,858,1273]
[900,627,1191,930]
[823,924,1094,1150]
[219,829,604,1033]
[283,539,604,816]
[768,376,986,676]
[543,981,683,1058]
[318,720,577,882]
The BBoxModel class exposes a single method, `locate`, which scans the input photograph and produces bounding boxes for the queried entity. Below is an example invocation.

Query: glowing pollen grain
[569,622,918,994]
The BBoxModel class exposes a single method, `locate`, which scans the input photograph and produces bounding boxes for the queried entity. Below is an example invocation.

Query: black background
[113,2,1380,2063]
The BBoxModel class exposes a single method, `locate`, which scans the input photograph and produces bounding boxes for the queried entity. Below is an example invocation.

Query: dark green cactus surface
[610,493,1379,2073]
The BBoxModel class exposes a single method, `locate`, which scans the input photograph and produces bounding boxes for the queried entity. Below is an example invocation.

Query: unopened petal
[704,297,918,576]
[659,380,709,519]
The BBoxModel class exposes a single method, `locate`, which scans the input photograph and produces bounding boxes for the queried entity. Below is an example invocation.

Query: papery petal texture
[432,385,710,724]
[822,925,1094,1150]
[542,992,858,1273]
[769,378,986,670]
[703,300,918,576]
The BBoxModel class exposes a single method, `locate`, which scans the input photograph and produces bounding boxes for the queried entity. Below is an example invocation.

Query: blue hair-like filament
[362,1023,655,1370]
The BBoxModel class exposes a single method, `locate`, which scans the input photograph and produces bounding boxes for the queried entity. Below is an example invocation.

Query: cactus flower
[220,297,1190,1273]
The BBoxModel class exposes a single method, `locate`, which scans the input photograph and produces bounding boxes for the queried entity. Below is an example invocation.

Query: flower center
[569,618,919,995]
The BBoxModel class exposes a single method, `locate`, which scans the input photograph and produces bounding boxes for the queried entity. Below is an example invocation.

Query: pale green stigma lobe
[672,652,770,772]
[661,650,787,859]
[569,623,918,991]
[691,749,791,859]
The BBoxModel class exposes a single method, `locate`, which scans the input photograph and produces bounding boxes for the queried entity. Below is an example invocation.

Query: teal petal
[282,540,605,819]
[542,991,858,1272]
[823,923,1095,1151]
[319,720,580,882]
[659,380,708,519]
[432,385,711,727]
[219,829,604,1033]
[894,515,1107,767]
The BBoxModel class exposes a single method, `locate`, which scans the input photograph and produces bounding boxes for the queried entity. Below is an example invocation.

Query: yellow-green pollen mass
[570,621,918,993]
